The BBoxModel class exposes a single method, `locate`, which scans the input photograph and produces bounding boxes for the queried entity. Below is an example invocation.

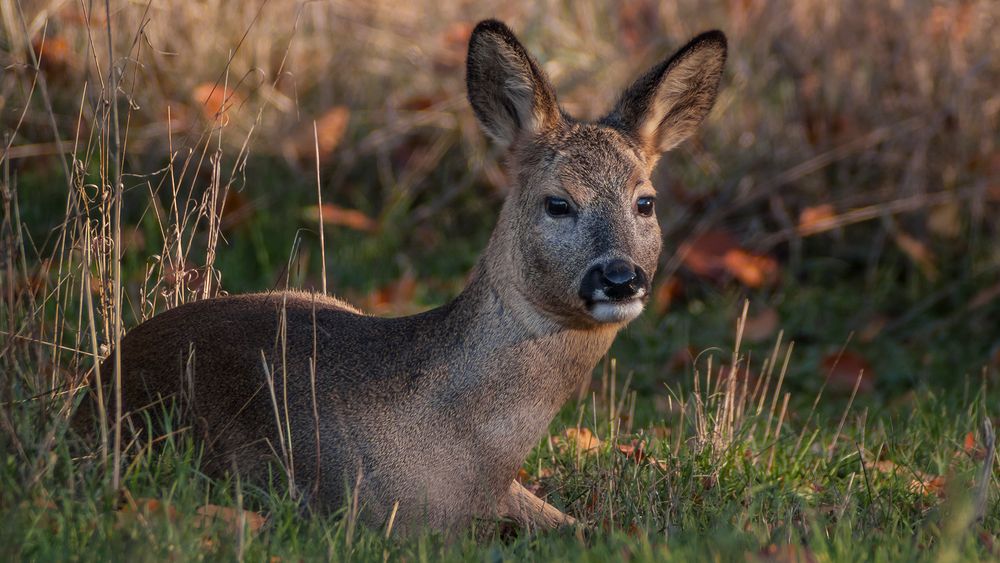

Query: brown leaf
[304,204,377,232]
[961,431,987,461]
[743,307,780,343]
[681,229,739,280]
[652,277,683,316]
[195,504,266,535]
[219,189,257,231]
[281,106,351,167]
[31,35,75,75]
[753,543,818,563]
[908,474,946,497]
[859,315,888,343]
[893,231,938,280]
[679,228,779,288]
[116,497,180,529]
[559,428,601,454]
[191,82,241,124]
[797,204,836,234]
[434,22,474,70]
[364,271,418,313]
[865,460,946,497]
[968,283,1000,310]
[927,202,962,239]
[820,350,874,393]
[723,249,779,288]
[618,0,659,55]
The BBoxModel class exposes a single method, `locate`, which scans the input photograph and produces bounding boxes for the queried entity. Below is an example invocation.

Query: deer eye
[544,196,572,217]
[636,196,655,216]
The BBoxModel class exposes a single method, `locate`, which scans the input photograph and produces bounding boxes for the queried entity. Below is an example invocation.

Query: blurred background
[2,0,998,405]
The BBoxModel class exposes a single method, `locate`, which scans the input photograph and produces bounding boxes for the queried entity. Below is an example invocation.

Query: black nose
[602,259,637,288]
[580,259,648,302]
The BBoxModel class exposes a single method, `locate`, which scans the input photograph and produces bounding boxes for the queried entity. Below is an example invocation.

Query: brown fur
[91,20,726,535]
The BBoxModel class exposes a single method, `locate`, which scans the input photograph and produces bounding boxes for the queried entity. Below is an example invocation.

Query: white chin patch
[589,300,645,324]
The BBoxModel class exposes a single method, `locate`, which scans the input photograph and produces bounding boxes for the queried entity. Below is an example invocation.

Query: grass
[2,0,999,560]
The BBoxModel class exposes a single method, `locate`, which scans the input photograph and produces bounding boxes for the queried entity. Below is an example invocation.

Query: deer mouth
[584,287,647,323]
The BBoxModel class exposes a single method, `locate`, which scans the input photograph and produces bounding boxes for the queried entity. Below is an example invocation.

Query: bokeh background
[2,0,999,405]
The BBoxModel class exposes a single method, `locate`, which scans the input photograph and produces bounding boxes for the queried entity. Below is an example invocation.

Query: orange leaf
[652,277,683,316]
[722,248,779,288]
[31,35,74,75]
[893,231,938,280]
[304,204,377,232]
[908,474,946,497]
[964,431,977,453]
[195,504,267,535]
[681,229,779,288]
[191,83,241,124]
[280,107,350,167]
[559,428,601,454]
[681,229,739,280]
[821,350,874,393]
[797,204,836,234]
[312,106,351,157]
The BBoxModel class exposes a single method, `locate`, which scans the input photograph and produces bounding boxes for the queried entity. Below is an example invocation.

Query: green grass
[2,354,997,561]
[3,1,999,559]
[3,279,998,561]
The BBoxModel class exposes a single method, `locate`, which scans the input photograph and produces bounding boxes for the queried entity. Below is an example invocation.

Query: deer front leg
[497,479,578,531]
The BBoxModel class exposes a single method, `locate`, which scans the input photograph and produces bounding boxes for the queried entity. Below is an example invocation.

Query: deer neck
[427,221,620,462]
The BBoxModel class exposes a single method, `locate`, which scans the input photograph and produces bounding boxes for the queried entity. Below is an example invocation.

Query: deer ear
[467,20,562,147]
[604,31,727,159]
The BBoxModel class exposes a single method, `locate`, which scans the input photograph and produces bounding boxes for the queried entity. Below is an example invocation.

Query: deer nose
[580,259,648,302]
[602,260,637,288]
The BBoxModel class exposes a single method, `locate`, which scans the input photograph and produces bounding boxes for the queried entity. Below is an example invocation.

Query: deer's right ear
[604,31,727,160]
[466,20,562,147]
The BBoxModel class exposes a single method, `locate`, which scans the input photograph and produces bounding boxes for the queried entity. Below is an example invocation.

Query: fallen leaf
[968,283,1000,310]
[558,428,601,454]
[797,204,836,234]
[859,315,888,343]
[820,350,874,393]
[116,497,180,529]
[893,231,938,280]
[908,474,946,497]
[753,543,818,563]
[679,229,779,288]
[616,440,647,462]
[31,35,75,76]
[312,106,351,156]
[195,504,266,535]
[281,107,351,167]
[303,203,377,232]
[723,249,779,288]
[681,229,739,280]
[652,277,683,316]
[960,431,987,461]
[434,21,474,70]
[928,202,962,239]
[743,307,780,343]
[191,83,242,124]
[865,460,946,497]
[219,189,257,231]
[364,271,418,313]
[618,0,659,55]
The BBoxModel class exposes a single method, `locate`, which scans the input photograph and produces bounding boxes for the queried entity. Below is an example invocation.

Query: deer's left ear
[603,31,727,160]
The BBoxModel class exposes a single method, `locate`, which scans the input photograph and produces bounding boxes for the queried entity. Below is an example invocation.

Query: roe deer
[98,20,726,535]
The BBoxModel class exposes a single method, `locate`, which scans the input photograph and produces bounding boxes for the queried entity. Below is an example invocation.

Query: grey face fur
[468,20,726,328]
[86,20,726,537]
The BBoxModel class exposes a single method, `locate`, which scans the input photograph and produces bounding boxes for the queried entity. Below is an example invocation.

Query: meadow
[1,0,998,560]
